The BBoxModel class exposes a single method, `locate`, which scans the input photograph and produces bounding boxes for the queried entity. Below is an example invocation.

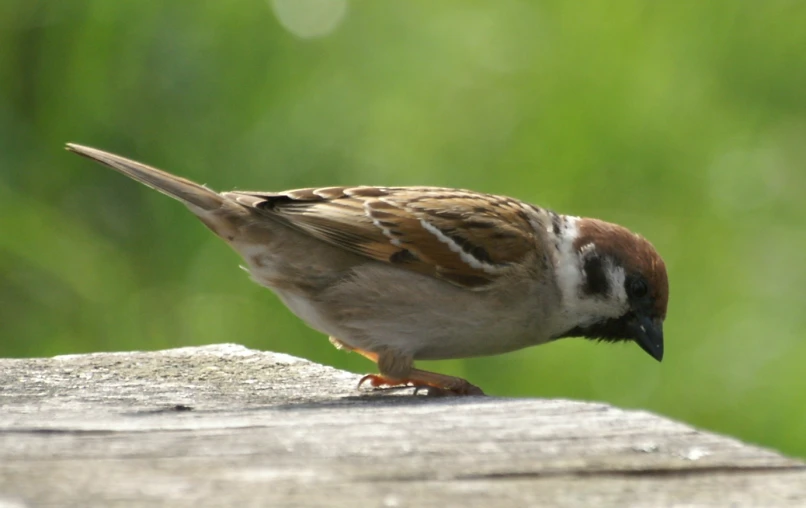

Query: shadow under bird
[66,143,668,395]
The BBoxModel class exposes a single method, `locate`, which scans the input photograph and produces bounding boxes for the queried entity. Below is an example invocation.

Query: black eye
[629,277,649,299]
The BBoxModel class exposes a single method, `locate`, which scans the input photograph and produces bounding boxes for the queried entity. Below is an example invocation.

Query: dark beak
[631,315,664,362]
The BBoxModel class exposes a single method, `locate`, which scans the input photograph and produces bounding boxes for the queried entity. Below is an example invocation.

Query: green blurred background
[2,1,806,457]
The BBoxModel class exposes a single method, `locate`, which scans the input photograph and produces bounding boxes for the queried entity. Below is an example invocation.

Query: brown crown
[575,218,668,319]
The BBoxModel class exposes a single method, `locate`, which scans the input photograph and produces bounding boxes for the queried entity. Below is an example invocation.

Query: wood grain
[1,344,803,507]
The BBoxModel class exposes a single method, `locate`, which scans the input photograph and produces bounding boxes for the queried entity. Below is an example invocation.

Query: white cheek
[570,265,629,325]
[552,218,630,333]
[608,266,628,304]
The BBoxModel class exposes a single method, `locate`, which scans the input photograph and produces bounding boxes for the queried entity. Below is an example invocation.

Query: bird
[66,143,668,396]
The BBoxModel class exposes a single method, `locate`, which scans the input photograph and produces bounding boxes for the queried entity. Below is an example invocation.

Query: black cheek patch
[582,255,610,296]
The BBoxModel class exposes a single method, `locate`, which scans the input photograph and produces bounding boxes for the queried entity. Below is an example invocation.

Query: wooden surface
[1,344,804,507]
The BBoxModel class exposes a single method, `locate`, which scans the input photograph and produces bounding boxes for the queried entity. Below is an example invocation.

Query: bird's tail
[66,143,225,211]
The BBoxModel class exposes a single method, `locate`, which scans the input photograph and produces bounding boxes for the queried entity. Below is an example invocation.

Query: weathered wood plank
[1,344,804,507]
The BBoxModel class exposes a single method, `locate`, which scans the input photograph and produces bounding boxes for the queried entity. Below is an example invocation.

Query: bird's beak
[631,315,664,362]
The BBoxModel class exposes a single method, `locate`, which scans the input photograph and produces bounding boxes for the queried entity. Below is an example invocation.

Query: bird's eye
[629,278,649,299]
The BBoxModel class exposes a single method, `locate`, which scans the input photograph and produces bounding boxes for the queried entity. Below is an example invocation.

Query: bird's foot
[357,371,485,396]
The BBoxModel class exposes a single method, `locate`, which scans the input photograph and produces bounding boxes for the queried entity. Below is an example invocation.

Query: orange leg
[329,337,485,396]
[358,370,484,396]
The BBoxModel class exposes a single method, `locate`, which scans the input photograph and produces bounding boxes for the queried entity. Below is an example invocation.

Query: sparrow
[66,143,668,396]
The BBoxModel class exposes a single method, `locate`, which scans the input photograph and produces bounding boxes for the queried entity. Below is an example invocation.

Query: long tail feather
[66,143,224,211]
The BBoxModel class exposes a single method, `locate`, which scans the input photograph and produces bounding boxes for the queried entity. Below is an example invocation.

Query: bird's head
[553,217,668,361]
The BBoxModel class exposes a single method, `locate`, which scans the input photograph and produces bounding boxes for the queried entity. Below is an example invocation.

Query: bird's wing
[225,186,544,289]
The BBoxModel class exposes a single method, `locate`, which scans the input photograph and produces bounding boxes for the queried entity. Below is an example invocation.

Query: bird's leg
[331,340,413,390]
[404,368,485,396]
[359,367,485,396]
[329,337,484,396]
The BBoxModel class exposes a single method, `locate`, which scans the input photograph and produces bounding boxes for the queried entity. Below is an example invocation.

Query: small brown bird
[66,144,668,396]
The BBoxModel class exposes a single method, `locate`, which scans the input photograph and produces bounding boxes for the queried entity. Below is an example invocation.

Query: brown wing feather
[223,187,541,289]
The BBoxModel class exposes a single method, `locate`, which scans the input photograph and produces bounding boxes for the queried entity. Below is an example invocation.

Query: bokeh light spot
[270,0,348,39]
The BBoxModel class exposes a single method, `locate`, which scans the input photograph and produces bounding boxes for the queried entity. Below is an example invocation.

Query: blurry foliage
[2,1,806,457]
